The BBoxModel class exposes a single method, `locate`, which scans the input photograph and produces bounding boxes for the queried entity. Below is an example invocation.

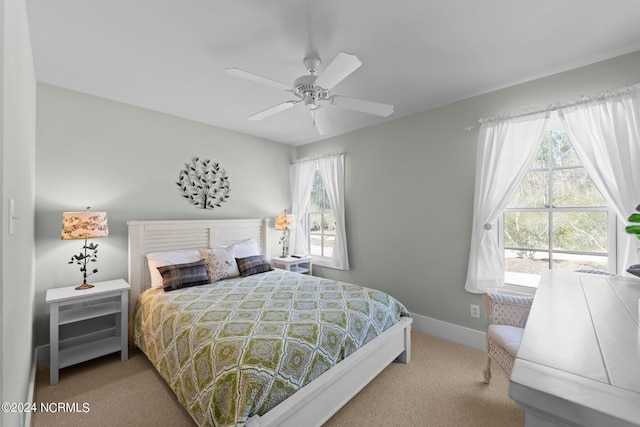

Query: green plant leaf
[628,213,640,223]
[625,225,640,235]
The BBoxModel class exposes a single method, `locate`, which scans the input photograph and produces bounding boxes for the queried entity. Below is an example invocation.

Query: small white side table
[46,279,130,385]
[271,256,312,275]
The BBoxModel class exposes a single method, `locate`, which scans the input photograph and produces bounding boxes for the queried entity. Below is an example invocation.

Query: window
[290,152,348,270]
[308,169,336,259]
[466,87,639,295]
[502,120,615,287]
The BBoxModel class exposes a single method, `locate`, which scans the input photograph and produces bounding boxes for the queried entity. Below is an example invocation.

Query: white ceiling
[25,0,640,146]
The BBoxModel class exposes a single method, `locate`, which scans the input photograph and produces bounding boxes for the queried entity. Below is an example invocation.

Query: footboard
[245,316,412,427]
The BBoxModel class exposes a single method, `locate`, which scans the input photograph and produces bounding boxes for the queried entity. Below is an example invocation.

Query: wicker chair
[483,293,534,384]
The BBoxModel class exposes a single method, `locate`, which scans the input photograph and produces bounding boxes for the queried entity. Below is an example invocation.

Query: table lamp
[62,210,109,290]
[275,210,294,258]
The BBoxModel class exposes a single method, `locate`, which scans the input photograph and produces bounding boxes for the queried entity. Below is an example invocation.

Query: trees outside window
[308,170,335,258]
[503,126,614,286]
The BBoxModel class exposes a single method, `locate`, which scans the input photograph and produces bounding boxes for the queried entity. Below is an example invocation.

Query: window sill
[310,257,347,271]
[500,282,537,296]
[502,271,539,295]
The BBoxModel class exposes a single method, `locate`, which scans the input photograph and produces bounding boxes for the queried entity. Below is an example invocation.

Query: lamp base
[75,283,95,290]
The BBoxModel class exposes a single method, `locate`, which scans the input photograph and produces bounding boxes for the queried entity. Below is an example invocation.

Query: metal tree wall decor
[177,157,231,209]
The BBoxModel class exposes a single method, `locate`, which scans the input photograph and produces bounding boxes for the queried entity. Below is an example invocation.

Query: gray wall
[1,0,37,425]
[34,84,295,346]
[32,51,640,351]
[296,51,640,330]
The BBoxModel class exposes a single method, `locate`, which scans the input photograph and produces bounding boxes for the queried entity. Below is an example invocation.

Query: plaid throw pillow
[236,255,274,277]
[157,259,210,292]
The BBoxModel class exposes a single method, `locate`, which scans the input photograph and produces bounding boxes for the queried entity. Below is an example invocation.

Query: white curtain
[465,113,549,293]
[557,85,640,274]
[290,153,349,270]
[318,154,349,270]
[289,160,315,256]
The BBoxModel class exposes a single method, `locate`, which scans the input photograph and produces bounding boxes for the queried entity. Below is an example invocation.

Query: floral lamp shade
[275,214,294,230]
[61,212,109,240]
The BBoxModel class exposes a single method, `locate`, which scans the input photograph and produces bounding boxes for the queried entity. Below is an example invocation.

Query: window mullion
[548,211,553,269]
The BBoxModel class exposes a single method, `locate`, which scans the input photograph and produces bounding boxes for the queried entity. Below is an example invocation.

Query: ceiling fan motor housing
[294,74,329,109]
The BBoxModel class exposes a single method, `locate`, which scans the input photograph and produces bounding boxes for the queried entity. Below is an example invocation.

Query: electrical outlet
[9,199,15,234]
[470,304,480,319]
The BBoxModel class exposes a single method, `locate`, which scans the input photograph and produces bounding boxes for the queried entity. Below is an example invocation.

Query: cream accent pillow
[146,250,202,289]
[200,247,239,281]
[487,324,524,357]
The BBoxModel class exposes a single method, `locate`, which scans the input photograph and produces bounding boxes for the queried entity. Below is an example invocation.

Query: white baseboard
[24,346,42,427]
[409,312,486,352]
[26,345,49,426]
[35,344,49,364]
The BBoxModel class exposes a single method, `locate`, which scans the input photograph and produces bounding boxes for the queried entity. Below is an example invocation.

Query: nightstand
[271,256,312,275]
[46,279,130,385]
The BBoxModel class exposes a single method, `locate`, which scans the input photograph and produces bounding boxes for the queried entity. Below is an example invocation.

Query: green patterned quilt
[134,269,409,426]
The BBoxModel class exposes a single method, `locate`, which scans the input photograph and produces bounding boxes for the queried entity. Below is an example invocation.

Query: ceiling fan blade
[314,52,362,90]
[331,95,394,117]
[225,67,291,92]
[248,101,298,121]
[310,107,331,135]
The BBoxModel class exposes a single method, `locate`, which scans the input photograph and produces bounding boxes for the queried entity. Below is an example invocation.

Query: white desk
[509,271,640,427]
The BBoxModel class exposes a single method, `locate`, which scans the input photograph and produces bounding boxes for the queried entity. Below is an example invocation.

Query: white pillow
[199,247,239,281]
[146,250,201,289]
[230,239,261,258]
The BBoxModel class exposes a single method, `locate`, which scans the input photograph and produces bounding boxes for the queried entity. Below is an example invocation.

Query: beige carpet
[32,332,523,427]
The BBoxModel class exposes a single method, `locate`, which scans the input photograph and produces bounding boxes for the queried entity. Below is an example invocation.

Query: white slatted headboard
[127,218,269,311]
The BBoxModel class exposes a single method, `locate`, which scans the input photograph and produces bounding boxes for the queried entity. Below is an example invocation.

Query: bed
[128,219,412,427]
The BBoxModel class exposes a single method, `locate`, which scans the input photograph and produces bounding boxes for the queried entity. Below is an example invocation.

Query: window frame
[499,115,618,288]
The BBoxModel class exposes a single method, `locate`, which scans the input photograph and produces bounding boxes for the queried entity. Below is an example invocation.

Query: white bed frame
[128,218,412,427]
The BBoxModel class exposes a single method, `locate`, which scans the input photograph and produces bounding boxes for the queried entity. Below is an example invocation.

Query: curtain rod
[292,151,345,165]
[465,82,640,131]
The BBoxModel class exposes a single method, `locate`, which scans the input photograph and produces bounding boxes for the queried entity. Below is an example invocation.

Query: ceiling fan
[225,52,394,135]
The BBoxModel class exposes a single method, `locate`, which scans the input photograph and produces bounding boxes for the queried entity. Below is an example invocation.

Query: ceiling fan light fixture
[304,95,319,110]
